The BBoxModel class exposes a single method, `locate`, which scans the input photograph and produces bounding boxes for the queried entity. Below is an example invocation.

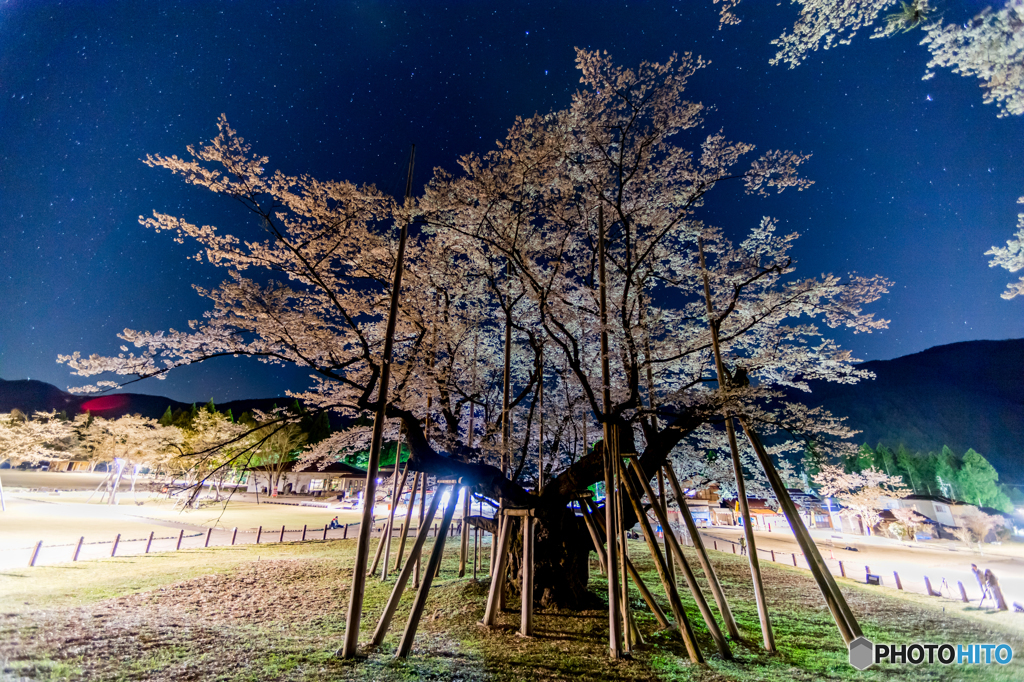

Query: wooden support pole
[624,460,719,661]
[481,509,515,627]
[380,462,409,581]
[617,461,702,660]
[663,464,742,644]
[614,441,632,654]
[740,417,861,644]
[520,515,535,637]
[396,488,461,659]
[340,144,415,660]
[584,498,669,630]
[370,484,448,648]
[415,475,427,588]
[695,236,774,649]
[145,531,154,554]
[580,500,607,575]
[473,522,480,580]
[596,206,623,660]
[459,489,470,578]
[657,469,675,584]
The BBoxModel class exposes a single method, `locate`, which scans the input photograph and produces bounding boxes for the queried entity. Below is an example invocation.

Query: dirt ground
[2,538,1022,682]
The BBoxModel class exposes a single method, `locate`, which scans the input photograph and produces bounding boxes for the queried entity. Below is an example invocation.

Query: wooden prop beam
[627,458,730,659]
[481,509,515,627]
[396,486,461,658]
[583,498,670,631]
[370,484,448,648]
[520,515,535,637]
[659,464,740,641]
[657,469,675,584]
[340,144,414,660]
[394,471,421,572]
[723,418,775,652]
[739,417,862,644]
[459,488,470,577]
[373,461,409,580]
[597,206,623,660]
[618,459,704,663]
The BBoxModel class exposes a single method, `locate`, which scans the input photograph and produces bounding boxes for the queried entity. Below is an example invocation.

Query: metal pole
[340,144,415,659]
[597,205,623,659]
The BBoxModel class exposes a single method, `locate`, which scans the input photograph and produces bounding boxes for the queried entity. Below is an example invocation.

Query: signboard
[310,479,324,491]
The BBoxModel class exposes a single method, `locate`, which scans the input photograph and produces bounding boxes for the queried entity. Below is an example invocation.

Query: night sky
[2,1,1022,404]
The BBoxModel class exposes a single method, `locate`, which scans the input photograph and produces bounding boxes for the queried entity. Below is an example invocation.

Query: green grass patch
[1,536,1022,681]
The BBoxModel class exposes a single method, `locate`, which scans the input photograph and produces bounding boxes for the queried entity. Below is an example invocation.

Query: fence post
[893,572,903,590]
[732,543,737,554]
[344,524,349,539]
[231,527,238,545]
[176,529,184,550]
[111,533,121,557]
[323,524,329,540]
[28,541,42,567]
[302,524,307,542]
[792,553,798,567]
[279,525,286,543]
[770,549,775,562]
[205,528,213,548]
[958,581,969,603]
[73,536,84,562]
[256,526,262,545]
[145,531,154,554]
[839,561,845,578]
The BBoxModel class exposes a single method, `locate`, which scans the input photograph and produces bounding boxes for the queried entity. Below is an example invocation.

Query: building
[245,460,367,497]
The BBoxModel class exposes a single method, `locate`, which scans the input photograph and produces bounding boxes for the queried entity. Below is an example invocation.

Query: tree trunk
[390,399,704,608]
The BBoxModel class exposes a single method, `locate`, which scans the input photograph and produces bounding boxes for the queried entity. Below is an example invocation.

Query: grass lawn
[1,536,1021,681]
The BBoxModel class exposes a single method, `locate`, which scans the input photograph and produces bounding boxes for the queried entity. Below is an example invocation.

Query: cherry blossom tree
[986,195,1024,298]
[77,414,183,504]
[58,50,888,604]
[814,463,910,534]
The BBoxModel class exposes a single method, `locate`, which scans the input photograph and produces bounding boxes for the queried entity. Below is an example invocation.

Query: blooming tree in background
[814,463,910,533]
